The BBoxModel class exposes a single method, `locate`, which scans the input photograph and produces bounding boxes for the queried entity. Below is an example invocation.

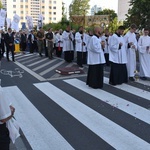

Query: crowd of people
[0,24,150,89]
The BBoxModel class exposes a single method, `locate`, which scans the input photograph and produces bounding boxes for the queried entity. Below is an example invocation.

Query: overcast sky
[62,0,118,13]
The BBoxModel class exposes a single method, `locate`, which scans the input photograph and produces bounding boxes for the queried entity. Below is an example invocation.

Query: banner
[6,18,11,29]
[0,9,7,28]
[26,16,33,30]
[11,14,20,32]
[37,14,43,30]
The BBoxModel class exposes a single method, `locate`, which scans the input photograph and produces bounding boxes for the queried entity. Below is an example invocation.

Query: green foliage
[95,9,117,21]
[0,1,3,9]
[69,0,90,17]
[124,0,150,29]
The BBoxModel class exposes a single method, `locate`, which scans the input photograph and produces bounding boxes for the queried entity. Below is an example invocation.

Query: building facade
[91,5,102,16]
[118,0,131,21]
[0,0,62,27]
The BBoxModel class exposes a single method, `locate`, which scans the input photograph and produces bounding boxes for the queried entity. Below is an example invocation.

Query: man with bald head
[86,27,106,89]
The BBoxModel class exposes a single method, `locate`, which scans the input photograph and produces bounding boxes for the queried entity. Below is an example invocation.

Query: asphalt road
[0,53,150,150]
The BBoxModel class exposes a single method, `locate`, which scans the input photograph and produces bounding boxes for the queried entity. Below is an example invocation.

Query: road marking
[3,86,74,150]
[39,61,65,76]
[64,78,150,124]
[22,57,40,65]
[16,54,37,61]
[15,62,46,81]
[104,77,150,101]
[32,59,57,71]
[27,58,48,67]
[35,82,150,150]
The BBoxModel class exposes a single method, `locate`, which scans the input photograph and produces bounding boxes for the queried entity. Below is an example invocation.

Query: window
[25,0,28,2]
[13,5,16,8]
[53,1,56,4]
[21,11,23,14]
[25,5,28,8]
[49,6,51,9]
[13,0,16,2]
[42,12,45,14]
[20,5,23,8]
[42,6,45,8]
[53,12,56,15]
[21,17,23,19]
[49,12,51,14]
[49,17,51,20]
[53,6,56,9]
[20,0,23,2]
[53,17,56,20]
[13,11,16,14]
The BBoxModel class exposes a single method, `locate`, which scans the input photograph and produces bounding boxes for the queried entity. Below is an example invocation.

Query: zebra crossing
[14,53,87,81]
[3,76,150,150]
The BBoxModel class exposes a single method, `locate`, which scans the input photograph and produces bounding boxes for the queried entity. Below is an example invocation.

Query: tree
[0,1,3,9]
[124,0,150,29]
[95,9,117,21]
[69,0,90,17]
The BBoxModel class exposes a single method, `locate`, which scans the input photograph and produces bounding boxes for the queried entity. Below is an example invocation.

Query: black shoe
[129,77,135,81]
[140,77,147,80]
[39,53,43,57]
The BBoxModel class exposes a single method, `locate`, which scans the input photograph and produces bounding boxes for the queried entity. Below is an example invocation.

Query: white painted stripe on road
[22,57,40,65]
[34,82,150,150]
[64,79,150,124]
[16,54,37,61]
[27,58,48,67]
[32,59,57,71]
[104,77,150,101]
[15,53,33,59]
[15,62,46,81]
[39,61,65,76]
[3,86,74,150]
[136,79,150,86]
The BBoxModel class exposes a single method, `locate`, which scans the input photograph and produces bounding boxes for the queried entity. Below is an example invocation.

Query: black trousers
[0,123,10,150]
[6,45,15,61]
[77,51,87,67]
[64,51,74,62]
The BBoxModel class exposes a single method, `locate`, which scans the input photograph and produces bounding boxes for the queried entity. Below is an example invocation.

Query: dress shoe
[140,77,147,80]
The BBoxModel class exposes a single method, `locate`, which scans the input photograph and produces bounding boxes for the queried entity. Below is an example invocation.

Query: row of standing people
[86,25,150,89]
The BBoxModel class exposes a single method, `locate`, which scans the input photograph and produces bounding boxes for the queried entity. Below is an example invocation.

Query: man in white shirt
[138,27,150,80]
[75,26,87,68]
[86,27,106,89]
[109,26,128,85]
[0,84,15,150]
[124,24,138,81]
[62,25,74,62]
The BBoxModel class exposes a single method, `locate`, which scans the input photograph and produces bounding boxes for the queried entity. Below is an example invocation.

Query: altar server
[124,24,138,81]
[109,26,128,85]
[138,27,150,80]
[86,27,105,89]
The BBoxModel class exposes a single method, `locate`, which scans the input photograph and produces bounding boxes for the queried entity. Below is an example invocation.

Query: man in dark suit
[4,28,15,62]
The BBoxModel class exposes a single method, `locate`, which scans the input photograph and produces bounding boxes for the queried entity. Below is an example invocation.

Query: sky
[62,0,118,13]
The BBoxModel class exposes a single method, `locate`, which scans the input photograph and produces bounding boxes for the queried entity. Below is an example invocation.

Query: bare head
[94,26,103,37]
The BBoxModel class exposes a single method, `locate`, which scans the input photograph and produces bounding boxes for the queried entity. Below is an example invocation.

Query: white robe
[62,30,74,51]
[87,35,105,65]
[124,31,137,77]
[138,35,150,77]
[75,32,87,52]
[55,33,63,47]
[109,34,127,64]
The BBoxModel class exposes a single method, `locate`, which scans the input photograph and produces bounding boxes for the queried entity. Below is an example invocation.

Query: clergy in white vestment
[86,27,106,89]
[138,28,150,80]
[109,26,128,85]
[75,26,87,68]
[124,24,138,81]
[55,29,63,58]
[62,25,74,62]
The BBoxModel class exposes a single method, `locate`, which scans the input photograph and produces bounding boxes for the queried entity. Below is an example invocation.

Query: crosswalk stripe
[104,77,150,101]
[16,54,37,61]
[21,57,40,65]
[32,59,57,71]
[34,82,150,150]
[3,86,74,150]
[15,53,33,59]
[64,78,150,124]
[39,60,65,76]
[27,58,48,67]
[136,79,150,86]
